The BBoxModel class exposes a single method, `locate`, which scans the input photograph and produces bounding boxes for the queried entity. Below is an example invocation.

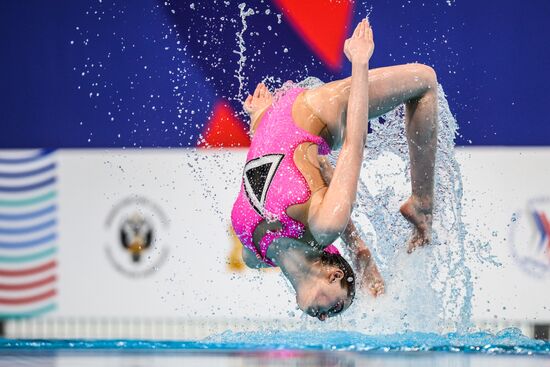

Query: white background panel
[50,148,550,323]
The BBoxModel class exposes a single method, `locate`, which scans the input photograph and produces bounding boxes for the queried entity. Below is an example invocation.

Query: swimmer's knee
[410,63,438,94]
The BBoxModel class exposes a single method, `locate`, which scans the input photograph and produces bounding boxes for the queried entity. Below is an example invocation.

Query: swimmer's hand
[338,217,384,297]
[344,18,374,64]
[355,247,385,297]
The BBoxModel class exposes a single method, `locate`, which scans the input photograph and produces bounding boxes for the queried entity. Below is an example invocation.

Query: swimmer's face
[295,267,350,321]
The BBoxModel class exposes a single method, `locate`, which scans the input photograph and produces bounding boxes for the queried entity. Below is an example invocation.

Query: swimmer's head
[295,252,356,321]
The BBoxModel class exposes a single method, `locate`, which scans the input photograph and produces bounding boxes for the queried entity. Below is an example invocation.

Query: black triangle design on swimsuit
[243,154,284,216]
[246,164,271,203]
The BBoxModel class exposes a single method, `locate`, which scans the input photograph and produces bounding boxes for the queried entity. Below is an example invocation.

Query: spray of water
[349,84,474,333]
[233,3,255,102]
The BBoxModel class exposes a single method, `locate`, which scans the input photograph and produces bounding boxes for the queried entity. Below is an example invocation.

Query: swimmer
[231,19,438,321]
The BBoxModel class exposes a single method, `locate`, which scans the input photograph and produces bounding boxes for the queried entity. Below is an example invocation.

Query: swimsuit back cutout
[231,87,339,266]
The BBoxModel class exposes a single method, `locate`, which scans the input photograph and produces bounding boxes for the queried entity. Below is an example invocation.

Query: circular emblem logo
[509,196,550,278]
[104,196,169,277]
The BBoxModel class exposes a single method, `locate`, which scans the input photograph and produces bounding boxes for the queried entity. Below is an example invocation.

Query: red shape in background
[272,0,354,71]
[198,101,250,148]
[539,212,550,252]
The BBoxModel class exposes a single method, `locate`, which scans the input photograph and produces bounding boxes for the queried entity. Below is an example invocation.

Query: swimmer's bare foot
[356,248,385,297]
[244,83,273,123]
[400,196,433,253]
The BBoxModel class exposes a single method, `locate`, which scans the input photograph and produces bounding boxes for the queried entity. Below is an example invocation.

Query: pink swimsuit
[231,87,340,267]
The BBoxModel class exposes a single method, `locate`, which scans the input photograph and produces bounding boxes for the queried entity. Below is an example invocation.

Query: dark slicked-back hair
[318,251,356,305]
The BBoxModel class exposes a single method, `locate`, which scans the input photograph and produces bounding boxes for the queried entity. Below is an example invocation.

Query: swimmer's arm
[241,247,271,269]
[318,156,369,254]
[308,64,369,246]
[308,21,373,246]
[340,220,374,268]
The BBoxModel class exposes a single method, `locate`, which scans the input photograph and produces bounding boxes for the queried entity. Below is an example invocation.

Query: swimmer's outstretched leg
[398,70,438,253]
[305,63,439,253]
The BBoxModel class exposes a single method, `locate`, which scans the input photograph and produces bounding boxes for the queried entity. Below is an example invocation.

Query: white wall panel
[47,148,550,324]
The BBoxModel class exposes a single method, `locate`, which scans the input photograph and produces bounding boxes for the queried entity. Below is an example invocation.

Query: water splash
[233,3,255,103]
[349,84,499,333]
